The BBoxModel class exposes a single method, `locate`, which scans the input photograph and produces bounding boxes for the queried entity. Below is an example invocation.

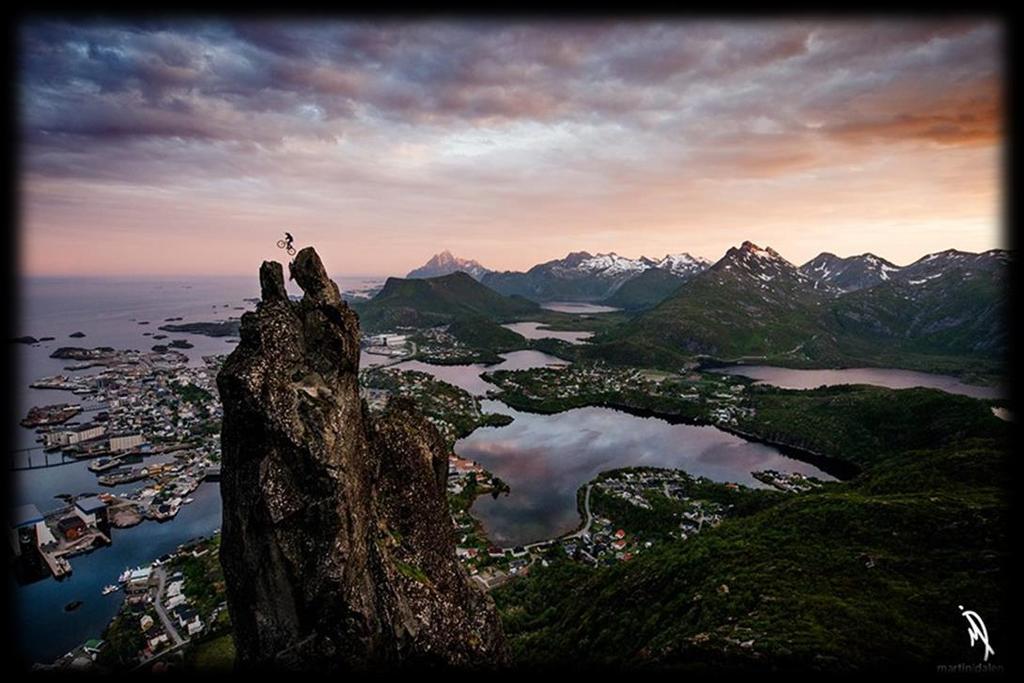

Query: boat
[118,568,131,583]
[101,584,119,595]
[64,600,84,612]
[183,497,194,504]
[88,457,121,473]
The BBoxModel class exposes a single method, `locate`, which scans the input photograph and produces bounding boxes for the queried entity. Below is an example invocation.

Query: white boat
[118,568,131,583]
[183,497,194,504]
[102,584,119,595]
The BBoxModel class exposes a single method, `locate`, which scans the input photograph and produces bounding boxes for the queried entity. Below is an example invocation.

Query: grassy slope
[494,386,1009,671]
[733,385,1003,467]
[586,269,1006,379]
[601,268,685,311]
[585,265,835,372]
[355,271,539,332]
[187,634,236,671]
[446,316,529,352]
[824,267,1006,376]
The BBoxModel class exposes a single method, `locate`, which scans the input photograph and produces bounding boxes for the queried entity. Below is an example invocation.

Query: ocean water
[10,275,381,665]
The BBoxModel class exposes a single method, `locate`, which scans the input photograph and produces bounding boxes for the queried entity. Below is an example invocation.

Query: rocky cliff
[216,247,506,670]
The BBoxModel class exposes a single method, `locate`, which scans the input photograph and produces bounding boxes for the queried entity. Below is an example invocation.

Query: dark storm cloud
[18,18,1001,187]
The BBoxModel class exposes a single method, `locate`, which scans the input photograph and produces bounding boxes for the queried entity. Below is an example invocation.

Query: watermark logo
[959,605,994,662]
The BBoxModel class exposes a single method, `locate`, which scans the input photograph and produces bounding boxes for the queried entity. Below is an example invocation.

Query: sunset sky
[19,18,1004,277]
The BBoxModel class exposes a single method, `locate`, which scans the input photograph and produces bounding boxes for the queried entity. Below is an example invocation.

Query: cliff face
[216,247,506,670]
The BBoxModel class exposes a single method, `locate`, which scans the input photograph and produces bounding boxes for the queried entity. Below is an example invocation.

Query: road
[151,566,184,647]
[566,485,594,540]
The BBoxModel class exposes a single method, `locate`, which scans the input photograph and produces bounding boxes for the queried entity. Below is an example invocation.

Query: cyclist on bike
[284,232,294,251]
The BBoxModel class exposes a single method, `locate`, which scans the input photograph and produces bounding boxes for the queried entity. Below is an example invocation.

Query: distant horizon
[19,238,1011,281]
[19,19,1003,277]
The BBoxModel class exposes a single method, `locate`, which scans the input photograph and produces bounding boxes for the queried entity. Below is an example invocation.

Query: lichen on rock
[217,247,506,670]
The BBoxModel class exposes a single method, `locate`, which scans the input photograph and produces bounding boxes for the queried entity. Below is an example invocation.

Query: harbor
[8,274,300,667]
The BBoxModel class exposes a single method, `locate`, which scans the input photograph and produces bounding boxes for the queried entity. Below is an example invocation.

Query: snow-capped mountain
[568,251,709,278]
[801,248,1009,293]
[711,241,812,289]
[483,250,710,302]
[573,252,655,277]
[407,251,491,281]
[896,248,1009,282]
[609,239,1009,365]
[655,253,712,278]
[800,252,900,293]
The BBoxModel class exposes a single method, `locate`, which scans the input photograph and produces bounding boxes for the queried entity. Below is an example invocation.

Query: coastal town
[13,346,224,583]
[360,364,512,445]
[14,329,827,670]
[37,533,232,672]
[483,362,756,427]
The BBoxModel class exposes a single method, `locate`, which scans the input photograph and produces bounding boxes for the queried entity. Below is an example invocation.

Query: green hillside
[827,265,1007,360]
[601,268,685,311]
[587,245,1007,379]
[494,386,1009,671]
[446,316,529,352]
[589,251,835,368]
[354,271,540,332]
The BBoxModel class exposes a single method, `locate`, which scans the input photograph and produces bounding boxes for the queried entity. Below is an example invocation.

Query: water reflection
[713,365,1003,399]
[540,301,620,314]
[359,350,389,368]
[457,400,835,547]
[392,350,568,396]
[502,321,593,344]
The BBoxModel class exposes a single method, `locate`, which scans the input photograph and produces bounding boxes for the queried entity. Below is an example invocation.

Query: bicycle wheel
[276,239,287,248]
[287,246,296,256]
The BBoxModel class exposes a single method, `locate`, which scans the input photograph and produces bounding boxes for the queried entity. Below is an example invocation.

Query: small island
[158,321,241,338]
[50,347,117,360]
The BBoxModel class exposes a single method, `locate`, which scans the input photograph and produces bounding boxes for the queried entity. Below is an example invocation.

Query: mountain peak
[734,241,785,259]
[655,252,711,277]
[800,252,903,292]
[407,251,490,281]
[217,248,507,667]
[722,241,787,263]
[712,241,807,288]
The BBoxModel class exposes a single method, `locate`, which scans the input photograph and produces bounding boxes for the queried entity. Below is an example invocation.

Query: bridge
[9,450,82,472]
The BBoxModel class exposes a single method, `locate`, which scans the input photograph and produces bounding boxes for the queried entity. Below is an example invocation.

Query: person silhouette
[277,232,297,257]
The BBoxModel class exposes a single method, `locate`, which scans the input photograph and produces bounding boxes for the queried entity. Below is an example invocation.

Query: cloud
[16,18,1004,275]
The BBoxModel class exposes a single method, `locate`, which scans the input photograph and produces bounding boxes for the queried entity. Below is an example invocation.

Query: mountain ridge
[407,250,491,281]
[480,250,710,302]
[587,241,1008,377]
[355,270,539,333]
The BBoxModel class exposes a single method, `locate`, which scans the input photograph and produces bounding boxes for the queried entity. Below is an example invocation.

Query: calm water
[359,350,389,368]
[502,321,593,344]
[540,301,620,314]
[11,485,221,668]
[456,400,835,547]
[713,365,1003,399]
[12,275,380,665]
[393,350,569,396]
